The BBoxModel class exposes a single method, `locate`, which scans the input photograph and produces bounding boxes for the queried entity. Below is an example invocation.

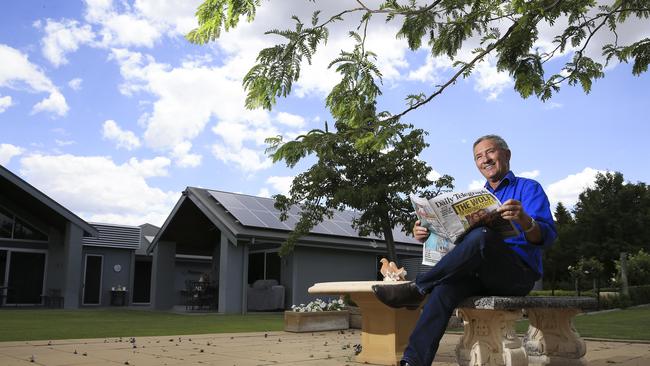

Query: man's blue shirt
[484,171,557,276]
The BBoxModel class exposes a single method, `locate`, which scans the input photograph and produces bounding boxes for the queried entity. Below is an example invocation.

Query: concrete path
[0,331,648,366]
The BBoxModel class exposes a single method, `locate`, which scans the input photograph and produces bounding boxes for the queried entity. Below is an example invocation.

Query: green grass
[450,306,650,341]
[2,306,649,343]
[0,309,283,342]
[515,306,650,340]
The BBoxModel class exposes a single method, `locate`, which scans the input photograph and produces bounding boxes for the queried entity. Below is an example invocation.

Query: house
[1,163,425,311]
[147,187,423,314]
[0,164,98,308]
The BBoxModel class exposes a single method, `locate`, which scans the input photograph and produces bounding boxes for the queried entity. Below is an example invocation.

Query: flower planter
[284,310,350,332]
[347,305,362,329]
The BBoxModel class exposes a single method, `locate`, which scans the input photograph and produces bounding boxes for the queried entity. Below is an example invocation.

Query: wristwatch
[524,217,537,233]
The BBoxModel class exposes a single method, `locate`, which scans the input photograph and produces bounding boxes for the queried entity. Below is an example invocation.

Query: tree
[572,172,650,280]
[269,119,454,260]
[186,1,649,260]
[616,250,650,286]
[543,202,577,292]
[188,0,650,133]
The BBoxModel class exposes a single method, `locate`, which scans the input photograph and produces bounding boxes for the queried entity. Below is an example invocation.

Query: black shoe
[399,360,413,366]
[371,281,424,310]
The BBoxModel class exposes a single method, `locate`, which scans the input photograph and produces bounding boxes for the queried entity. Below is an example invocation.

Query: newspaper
[410,189,519,266]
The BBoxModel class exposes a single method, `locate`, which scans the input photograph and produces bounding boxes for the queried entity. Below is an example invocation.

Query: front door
[132,260,151,303]
[83,255,103,305]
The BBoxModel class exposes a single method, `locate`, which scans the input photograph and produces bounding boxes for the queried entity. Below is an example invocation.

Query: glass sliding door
[6,251,46,304]
[82,255,103,305]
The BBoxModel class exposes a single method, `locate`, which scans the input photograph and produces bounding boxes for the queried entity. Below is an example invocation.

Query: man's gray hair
[473,134,509,151]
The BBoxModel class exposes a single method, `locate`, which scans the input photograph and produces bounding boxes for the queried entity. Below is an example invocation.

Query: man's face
[473,139,511,185]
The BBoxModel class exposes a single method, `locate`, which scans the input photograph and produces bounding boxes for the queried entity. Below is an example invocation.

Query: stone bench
[309,281,596,366]
[456,296,597,366]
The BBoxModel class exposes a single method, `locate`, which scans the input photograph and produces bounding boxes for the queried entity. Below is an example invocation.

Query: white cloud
[473,59,513,101]
[266,176,294,195]
[0,44,69,117]
[257,187,271,198]
[102,119,141,150]
[55,139,75,147]
[468,180,485,190]
[68,78,83,90]
[19,153,178,226]
[0,95,12,113]
[212,143,272,172]
[546,167,606,209]
[276,112,305,128]
[127,156,170,177]
[38,19,94,67]
[32,90,69,116]
[171,141,202,168]
[83,0,201,49]
[426,169,442,182]
[0,144,24,165]
[518,170,540,179]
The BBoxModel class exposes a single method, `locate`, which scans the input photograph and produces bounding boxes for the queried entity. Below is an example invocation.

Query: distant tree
[543,202,577,292]
[573,172,650,280]
[188,0,650,139]
[616,250,650,286]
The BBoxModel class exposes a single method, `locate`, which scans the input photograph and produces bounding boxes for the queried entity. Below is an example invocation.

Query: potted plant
[284,298,349,332]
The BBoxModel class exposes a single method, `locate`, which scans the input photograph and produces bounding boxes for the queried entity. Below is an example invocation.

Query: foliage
[188,0,650,131]
[616,250,650,286]
[290,297,346,312]
[262,29,453,259]
[543,202,578,291]
[572,172,650,278]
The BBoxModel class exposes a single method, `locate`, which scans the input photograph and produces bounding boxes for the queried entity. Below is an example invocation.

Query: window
[0,206,12,238]
[248,251,281,284]
[0,205,48,242]
[14,217,48,241]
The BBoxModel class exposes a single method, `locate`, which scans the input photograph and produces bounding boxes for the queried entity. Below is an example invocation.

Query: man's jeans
[402,227,539,366]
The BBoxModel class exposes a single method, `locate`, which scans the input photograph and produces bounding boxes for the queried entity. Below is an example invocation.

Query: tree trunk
[620,252,629,296]
[381,216,397,263]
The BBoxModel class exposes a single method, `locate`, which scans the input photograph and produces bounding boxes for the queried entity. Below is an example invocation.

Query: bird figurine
[379,258,408,281]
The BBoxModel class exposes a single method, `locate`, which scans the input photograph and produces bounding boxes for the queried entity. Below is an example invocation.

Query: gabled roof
[0,164,97,236]
[148,186,420,254]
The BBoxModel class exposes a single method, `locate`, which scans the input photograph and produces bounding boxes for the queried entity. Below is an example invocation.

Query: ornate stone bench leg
[524,308,587,366]
[456,308,527,366]
[351,292,421,366]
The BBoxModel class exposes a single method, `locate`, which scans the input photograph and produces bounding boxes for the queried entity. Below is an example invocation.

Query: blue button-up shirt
[484,171,557,276]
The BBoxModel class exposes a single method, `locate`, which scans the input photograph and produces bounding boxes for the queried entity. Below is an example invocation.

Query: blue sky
[1,0,648,227]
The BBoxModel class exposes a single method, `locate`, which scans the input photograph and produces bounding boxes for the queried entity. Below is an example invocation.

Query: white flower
[291,298,347,312]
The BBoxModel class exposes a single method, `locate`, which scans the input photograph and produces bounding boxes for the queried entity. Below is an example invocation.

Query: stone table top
[308,281,408,295]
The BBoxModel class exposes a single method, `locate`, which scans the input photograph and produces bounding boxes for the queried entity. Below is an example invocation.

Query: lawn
[1,306,648,342]
[0,309,283,342]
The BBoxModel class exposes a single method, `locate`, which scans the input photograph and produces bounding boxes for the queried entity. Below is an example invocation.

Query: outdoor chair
[42,288,64,308]
[247,279,285,311]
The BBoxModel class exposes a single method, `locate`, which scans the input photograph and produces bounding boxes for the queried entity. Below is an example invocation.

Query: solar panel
[207,190,418,243]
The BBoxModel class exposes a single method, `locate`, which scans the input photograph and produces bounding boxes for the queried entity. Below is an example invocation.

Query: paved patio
[0,330,648,366]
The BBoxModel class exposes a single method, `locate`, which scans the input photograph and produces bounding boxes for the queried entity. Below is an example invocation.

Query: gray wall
[291,246,381,306]
[82,246,133,307]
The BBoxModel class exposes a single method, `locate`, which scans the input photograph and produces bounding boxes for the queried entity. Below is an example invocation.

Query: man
[372,134,557,366]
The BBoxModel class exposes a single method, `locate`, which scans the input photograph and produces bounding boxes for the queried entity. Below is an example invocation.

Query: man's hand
[413,220,430,243]
[498,199,542,243]
[497,199,530,227]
